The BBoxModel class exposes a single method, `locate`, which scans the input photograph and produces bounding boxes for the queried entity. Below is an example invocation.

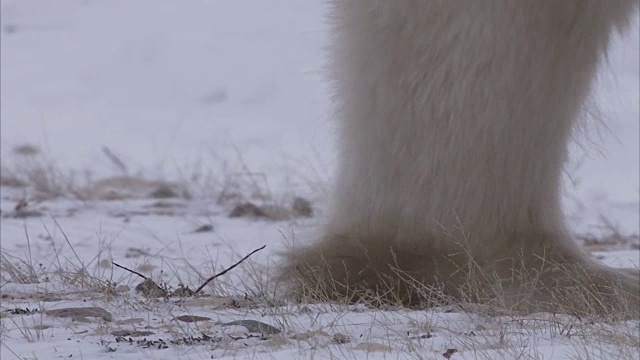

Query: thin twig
[194,245,266,295]
[51,216,84,268]
[112,262,148,279]
[22,221,36,281]
[102,146,128,175]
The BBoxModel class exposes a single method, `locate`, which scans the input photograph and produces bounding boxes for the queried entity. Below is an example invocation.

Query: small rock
[291,197,313,217]
[191,224,214,233]
[299,306,313,314]
[135,279,168,298]
[333,333,349,344]
[46,307,112,322]
[175,315,212,323]
[32,324,51,330]
[145,201,184,209]
[229,202,267,218]
[170,286,194,297]
[14,199,28,212]
[442,348,458,359]
[149,184,178,199]
[124,247,150,258]
[13,144,40,156]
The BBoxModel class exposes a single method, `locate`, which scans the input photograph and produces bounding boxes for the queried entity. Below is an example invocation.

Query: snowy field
[0,1,638,359]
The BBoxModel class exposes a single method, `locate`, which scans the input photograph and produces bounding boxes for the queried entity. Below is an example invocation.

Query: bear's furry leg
[280,0,640,317]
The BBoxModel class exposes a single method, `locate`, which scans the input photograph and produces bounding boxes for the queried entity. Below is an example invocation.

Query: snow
[1,0,331,188]
[0,1,638,359]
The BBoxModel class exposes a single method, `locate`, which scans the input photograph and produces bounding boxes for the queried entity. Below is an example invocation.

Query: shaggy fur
[281,0,640,316]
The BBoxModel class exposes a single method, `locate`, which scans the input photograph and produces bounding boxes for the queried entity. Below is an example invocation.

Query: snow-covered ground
[0,1,638,359]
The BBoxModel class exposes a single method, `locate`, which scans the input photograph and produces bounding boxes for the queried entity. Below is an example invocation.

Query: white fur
[281,0,639,315]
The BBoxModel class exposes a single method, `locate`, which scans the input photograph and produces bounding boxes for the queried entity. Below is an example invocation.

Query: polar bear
[281,0,640,316]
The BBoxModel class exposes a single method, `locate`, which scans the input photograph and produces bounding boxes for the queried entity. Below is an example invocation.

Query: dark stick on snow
[112,261,148,279]
[194,245,266,295]
[102,146,128,175]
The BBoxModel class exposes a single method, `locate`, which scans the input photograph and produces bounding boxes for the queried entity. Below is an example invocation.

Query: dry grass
[1,143,316,225]
[1,223,638,359]
[278,225,639,359]
[1,145,638,359]
[287,236,639,316]
[1,144,79,200]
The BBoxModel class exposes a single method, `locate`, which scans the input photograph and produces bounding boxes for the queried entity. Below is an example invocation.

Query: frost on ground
[0,188,639,360]
[1,0,639,359]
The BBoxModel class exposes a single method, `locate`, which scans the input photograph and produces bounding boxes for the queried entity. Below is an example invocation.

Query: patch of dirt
[174,315,212,323]
[229,202,268,218]
[45,306,113,322]
[229,198,314,220]
[291,197,313,217]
